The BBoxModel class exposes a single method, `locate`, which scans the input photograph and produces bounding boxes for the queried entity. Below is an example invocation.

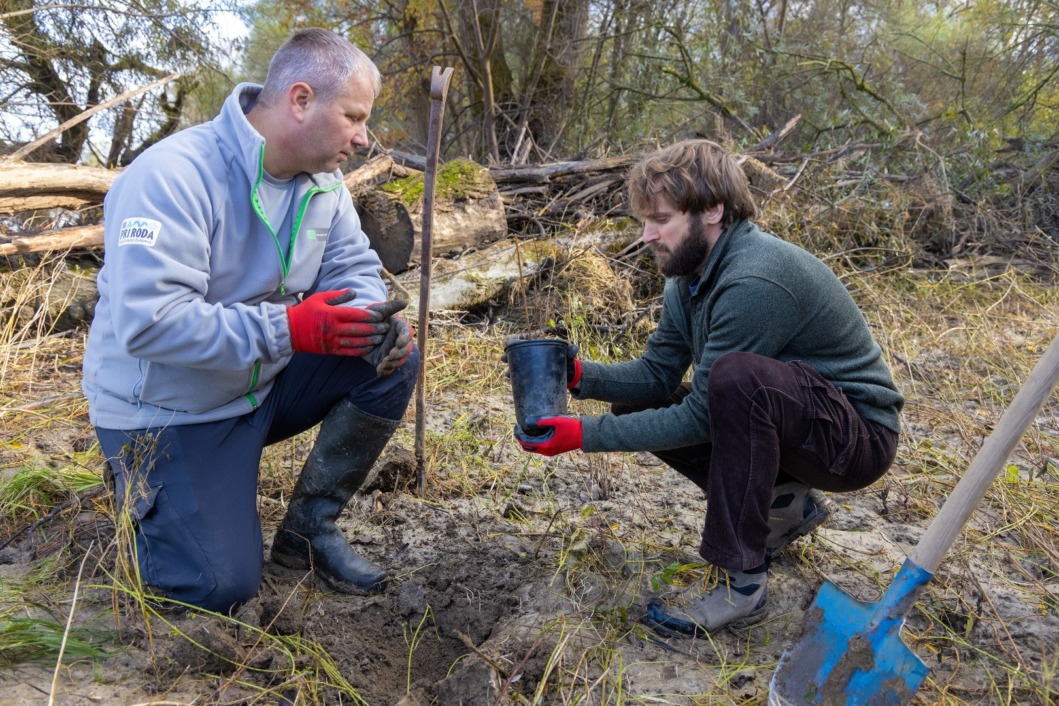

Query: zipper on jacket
[250,144,343,295]
[244,360,261,408]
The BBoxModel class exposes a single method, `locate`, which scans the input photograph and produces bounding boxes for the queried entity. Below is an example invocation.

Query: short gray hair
[257,28,381,107]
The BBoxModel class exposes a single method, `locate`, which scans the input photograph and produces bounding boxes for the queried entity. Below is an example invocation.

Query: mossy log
[352,158,508,273]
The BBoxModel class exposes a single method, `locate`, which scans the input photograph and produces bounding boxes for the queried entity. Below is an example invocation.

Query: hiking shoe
[644,565,768,636]
[765,482,830,559]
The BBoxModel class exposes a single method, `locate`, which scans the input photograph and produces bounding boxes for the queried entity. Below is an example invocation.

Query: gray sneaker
[766,482,830,559]
[645,565,768,636]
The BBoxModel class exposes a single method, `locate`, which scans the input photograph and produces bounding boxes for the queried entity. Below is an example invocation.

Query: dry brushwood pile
[0,143,1058,706]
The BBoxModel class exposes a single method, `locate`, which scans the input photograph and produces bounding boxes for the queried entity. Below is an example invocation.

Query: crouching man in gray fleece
[513,140,903,635]
[82,28,417,613]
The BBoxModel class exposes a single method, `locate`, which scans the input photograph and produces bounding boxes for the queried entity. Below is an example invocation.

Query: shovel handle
[911,331,1059,572]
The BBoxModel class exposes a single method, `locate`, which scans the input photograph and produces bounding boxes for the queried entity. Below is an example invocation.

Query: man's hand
[365,300,414,376]
[287,290,389,355]
[518,416,582,456]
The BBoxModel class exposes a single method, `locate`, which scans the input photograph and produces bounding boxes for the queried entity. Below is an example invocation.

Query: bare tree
[0,0,230,165]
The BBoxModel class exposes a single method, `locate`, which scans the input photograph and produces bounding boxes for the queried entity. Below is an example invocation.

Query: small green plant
[649,561,710,592]
[403,605,438,695]
[0,465,102,526]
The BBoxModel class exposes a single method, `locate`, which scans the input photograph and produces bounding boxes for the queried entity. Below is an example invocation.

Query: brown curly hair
[626,139,756,227]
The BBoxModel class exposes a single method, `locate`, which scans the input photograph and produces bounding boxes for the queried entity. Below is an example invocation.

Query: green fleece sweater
[576,219,903,453]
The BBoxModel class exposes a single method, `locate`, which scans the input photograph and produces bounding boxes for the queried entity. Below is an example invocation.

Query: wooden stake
[414,66,455,494]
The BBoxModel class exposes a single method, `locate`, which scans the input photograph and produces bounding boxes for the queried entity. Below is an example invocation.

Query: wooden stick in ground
[414,65,455,494]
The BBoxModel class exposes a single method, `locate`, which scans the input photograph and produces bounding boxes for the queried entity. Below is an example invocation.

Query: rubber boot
[271,399,398,594]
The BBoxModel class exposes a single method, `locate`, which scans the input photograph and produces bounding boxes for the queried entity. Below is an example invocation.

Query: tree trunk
[524,0,590,153]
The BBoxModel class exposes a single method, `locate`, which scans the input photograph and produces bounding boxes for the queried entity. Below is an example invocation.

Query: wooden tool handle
[911,332,1059,572]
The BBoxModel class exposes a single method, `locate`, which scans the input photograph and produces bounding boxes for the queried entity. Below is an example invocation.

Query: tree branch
[4,72,180,163]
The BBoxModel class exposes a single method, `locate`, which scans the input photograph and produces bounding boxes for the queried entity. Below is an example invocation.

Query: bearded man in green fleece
[513,139,903,634]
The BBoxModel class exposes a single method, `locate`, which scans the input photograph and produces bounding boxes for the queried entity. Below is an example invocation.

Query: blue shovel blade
[769,559,932,705]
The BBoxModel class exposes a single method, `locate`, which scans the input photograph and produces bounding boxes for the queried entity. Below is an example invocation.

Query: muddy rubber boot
[271,399,398,594]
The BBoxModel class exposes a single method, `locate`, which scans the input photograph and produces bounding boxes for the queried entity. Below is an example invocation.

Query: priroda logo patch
[118,218,162,247]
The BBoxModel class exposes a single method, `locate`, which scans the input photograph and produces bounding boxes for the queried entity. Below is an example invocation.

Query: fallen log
[343,153,420,191]
[396,238,547,313]
[394,221,638,315]
[0,162,116,214]
[0,150,783,263]
[0,224,103,257]
[488,155,636,184]
[353,158,507,273]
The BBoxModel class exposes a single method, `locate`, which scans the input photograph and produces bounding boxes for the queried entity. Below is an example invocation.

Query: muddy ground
[1,295,1058,705]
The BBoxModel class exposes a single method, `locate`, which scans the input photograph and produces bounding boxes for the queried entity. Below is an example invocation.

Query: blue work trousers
[95,350,419,613]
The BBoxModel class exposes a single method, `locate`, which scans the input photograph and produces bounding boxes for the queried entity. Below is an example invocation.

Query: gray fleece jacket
[82,83,388,430]
[576,219,903,452]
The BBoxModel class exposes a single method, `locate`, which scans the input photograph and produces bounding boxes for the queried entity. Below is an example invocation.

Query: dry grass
[0,205,1057,704]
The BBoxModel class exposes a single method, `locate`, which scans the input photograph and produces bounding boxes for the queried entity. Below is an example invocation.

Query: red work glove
[287,290,388,355]
[518,416,583,457]
[567,354,582,389]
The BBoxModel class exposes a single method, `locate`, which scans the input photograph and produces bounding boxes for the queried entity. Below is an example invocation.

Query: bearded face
[648,211,710,277]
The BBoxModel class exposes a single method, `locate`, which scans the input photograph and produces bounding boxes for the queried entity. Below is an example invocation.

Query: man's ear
[703,203,725,225]
[289,82,314,121]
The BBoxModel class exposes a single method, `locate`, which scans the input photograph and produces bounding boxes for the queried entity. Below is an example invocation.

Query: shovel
[769,331,1059,706]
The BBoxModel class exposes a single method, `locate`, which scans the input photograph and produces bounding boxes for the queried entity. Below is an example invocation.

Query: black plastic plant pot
[505,338,568,443]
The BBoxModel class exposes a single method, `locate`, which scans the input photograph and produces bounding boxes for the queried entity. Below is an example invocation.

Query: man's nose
[351,126,368,147]
[642,225,657,243]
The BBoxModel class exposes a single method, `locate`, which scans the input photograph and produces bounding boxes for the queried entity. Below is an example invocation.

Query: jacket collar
[683,219,750,296]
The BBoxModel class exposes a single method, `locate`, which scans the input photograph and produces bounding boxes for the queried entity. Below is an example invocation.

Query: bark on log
[488,156,635,184]
[0,162,116,214]
[396,238,546,313]
[353,159,508,273]
[0,225,103,257]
